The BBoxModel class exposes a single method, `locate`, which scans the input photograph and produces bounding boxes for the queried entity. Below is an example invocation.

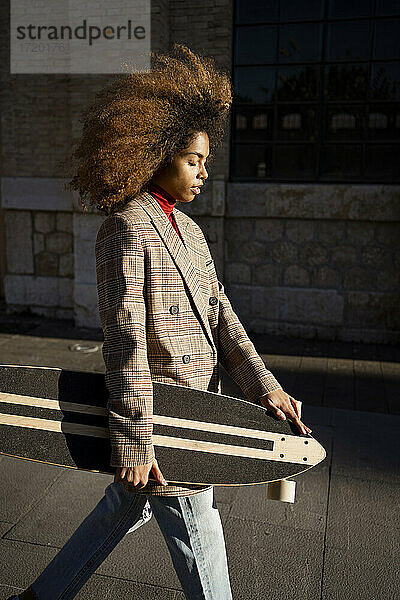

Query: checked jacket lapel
[132,191,217,354]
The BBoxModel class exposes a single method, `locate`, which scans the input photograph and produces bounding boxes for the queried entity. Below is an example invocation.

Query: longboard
[0,365,326,492]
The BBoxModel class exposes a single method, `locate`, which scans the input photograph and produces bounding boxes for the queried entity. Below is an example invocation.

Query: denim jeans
[15,482,232,600]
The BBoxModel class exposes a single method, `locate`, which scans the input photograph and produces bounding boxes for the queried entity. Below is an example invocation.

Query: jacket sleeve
[95,214,154,468]
[216,278,283,404]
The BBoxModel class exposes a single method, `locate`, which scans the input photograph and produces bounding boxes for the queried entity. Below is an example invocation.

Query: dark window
[324,63,369,101]
[326,21,371,61]
[277,65,320,101]
[231,0,400,182]
[328,0,374,18]
[374,19,400,59]
[370,62,400,100]
[279,23,323,62]
[234,26,277,65]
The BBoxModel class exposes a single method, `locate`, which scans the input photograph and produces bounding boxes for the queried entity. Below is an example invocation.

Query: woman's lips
[191,187,201,194]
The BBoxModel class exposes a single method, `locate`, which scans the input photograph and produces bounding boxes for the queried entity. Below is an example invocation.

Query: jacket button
[182,355,191,364]
[169,305,179,315]
[209,296,218,306]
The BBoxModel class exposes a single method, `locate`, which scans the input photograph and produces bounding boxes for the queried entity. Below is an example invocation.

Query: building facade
[1,0,399,343]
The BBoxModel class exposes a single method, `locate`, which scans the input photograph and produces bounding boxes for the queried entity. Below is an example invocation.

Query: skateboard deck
[0,364,326,487]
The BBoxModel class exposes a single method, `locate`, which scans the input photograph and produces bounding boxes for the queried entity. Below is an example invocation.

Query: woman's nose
[199,164,208,180]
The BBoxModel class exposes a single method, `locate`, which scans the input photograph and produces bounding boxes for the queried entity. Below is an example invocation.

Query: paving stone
[0,540,179,599]
[76,574,178,600]
[0,456,64,523]
[0,331,103,373]
[330,415,400,484]
[295,355,328,406]
[76,573,179,600]
[0,583,24,600]
[325,475,399,553]
[354,358,387,412]
[224,516,323,600]
[324,357,355,410]
[4,469,112,547]
[0,538,58,589]
[0,522,13,537]
[302,405,334,428]
[214,484,241,507]
[321,545,398,600]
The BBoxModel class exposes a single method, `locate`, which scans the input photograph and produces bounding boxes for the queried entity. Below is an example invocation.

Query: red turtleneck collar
[146,181,183,240]
[146,182,177,218]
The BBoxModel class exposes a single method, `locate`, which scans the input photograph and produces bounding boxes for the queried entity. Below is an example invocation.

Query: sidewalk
[0,309,398,599]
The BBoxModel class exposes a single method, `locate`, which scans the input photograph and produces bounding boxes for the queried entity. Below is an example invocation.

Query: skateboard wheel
[267,479,296,503]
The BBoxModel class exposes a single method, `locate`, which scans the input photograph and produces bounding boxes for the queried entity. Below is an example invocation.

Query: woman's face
[151,131,209,203]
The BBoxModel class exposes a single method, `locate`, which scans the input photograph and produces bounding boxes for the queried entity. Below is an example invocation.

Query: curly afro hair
[64,43,232,215]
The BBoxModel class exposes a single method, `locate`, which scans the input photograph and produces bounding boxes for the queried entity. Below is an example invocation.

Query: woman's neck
[147,182,177,217]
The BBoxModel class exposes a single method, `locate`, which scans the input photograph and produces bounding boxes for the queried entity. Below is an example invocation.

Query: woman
[10,43,311,600]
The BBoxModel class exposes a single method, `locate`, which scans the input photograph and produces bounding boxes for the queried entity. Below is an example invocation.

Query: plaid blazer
[95,190,282,496]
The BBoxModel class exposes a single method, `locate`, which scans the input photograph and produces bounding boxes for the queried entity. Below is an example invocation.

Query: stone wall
[4,209,74,319]
[223,183,400,344]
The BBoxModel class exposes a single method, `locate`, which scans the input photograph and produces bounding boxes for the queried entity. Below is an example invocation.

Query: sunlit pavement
[0,310,398,599]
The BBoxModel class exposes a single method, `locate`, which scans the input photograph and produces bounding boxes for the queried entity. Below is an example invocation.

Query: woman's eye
[188,162,196,166]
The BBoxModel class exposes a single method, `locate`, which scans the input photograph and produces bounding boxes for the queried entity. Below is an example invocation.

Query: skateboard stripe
[0,393,106,416]
[0,391,307,448]
[0,413,319,465]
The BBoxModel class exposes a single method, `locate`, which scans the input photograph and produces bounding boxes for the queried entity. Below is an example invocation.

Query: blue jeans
[17,482,232,600]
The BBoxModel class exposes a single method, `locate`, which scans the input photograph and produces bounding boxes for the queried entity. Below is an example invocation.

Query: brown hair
[63,43,232,215]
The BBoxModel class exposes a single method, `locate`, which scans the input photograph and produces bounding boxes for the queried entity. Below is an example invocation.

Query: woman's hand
[259,389,312,435]
[114,457,167,488]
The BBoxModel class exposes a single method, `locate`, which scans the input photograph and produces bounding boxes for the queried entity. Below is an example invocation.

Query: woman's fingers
[290,396,301,418]
[114,467,125,483]
[151,458,167,486]
[262,395,312,435]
